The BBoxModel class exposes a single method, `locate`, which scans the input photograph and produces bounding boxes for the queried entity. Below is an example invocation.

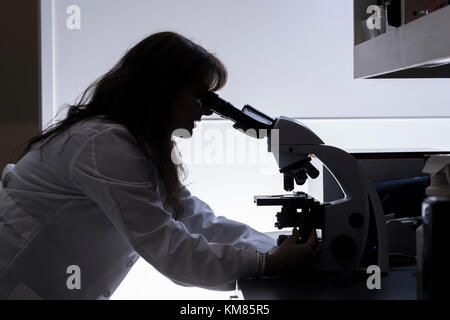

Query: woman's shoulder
[59,116,140,154]
[72,115,127,134]
[68,116,155,183]
[66,115,136,143]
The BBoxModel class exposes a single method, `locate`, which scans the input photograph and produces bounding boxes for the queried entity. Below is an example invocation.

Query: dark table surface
[239,265,417,300]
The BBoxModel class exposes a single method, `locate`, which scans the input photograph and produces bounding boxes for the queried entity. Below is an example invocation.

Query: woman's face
[170,81,213,136]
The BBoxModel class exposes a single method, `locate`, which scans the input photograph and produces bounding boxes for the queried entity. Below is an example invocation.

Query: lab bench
[239,151,446,300]
[238,265,417,300]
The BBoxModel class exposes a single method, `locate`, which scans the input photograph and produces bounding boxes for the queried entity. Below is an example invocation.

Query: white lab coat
[0,116,277,300]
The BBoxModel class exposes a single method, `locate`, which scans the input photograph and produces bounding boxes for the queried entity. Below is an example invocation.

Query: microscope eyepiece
[198,92,274,138]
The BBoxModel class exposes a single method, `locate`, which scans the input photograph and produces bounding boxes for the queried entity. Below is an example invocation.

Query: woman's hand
[264,228,320,276]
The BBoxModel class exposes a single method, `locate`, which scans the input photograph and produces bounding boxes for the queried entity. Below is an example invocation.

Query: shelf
[354,5,450,78]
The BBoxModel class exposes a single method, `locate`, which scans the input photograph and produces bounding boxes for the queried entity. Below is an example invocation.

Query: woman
[0,32,318,299]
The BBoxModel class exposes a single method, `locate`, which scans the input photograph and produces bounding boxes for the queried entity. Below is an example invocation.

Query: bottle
[418,155,450,300]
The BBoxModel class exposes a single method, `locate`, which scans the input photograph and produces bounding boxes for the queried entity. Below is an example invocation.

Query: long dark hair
[22,31,227,218]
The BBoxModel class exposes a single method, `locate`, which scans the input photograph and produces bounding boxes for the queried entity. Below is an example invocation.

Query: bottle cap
[423,154,450,197]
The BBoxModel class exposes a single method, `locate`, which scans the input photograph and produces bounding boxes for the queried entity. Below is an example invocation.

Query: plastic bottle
[418,155,450,300]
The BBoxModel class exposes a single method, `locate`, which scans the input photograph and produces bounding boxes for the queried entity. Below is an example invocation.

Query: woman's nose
[196,96,213,116]
[201,107,214,116]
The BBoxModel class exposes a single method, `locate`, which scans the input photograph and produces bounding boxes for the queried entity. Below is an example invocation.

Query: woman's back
[0,117,140,299]
[0,114,270,299]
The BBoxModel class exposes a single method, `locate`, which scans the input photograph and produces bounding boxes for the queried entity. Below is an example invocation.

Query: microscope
[200,92,389,273]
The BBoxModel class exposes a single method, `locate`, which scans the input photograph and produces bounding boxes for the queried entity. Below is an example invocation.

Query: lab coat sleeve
[176,184,278,254]
[69,126,259,288]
